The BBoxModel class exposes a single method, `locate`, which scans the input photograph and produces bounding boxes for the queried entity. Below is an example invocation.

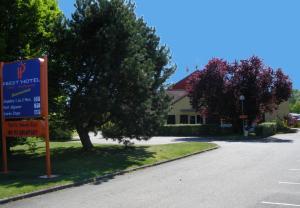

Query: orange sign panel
[4,120,47,137]
[239,115,248,119]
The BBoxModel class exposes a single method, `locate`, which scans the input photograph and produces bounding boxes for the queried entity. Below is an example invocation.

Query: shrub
[158,125,199,136]
[275,119,291,132]
[157,124,233,136]
[293,121,300,128]
[276,119,286,131]
[101,122,123,140]
[24,137,42,153]
[50,126,73,141]
[255,122,277,136]
[49,118,73,141]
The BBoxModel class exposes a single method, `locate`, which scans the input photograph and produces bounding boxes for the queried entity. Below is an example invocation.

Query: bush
[275,119,291,132]
[49,117,73,141]
[50,126,73,141]
[157,124,233,136]
[255,122,277,136]
[101,122,123,140]
[158,125,199,136]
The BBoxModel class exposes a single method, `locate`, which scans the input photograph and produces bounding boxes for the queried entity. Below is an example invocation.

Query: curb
[0,145,219,205]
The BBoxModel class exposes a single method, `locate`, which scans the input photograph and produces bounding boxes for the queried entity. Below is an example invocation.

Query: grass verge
[0,141,217,199]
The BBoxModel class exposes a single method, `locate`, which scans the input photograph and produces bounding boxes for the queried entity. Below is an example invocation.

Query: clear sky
[58,0,300,89]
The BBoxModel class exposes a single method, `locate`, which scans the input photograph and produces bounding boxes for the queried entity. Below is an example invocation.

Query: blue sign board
[2,59,41,118]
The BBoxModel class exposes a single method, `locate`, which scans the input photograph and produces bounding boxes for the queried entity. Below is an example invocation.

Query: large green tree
[0,0,62,155]
[50,0,175,149]
[289,90,300,113]
[0,0,61,61]
[0,0,64,123]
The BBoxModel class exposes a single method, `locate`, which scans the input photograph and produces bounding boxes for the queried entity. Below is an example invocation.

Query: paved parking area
[3,130,300,208]
[259,158,300,207]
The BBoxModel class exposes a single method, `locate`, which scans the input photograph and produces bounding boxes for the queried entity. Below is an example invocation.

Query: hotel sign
[1,57,52,177]
[2,59,41,118]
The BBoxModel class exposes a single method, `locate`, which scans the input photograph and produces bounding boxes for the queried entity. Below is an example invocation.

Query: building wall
[168,95,289,124]
[265,101,289,121]
[167,96,205,124]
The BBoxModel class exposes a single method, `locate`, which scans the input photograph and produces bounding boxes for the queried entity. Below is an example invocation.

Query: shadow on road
[173,136,294,143]
[172,128,298,144]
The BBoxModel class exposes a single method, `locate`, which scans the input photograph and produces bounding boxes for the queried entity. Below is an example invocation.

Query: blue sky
[58,0,300,89]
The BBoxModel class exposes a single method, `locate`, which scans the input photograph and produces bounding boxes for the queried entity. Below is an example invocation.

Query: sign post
[0,62,8,173]
[43,57,51,178]
[1,57,51,177]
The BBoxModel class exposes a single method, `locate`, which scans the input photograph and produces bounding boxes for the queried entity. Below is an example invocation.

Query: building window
[167,115,176,124]
[196,115,202,124]
[180,115,188,124]
[190,116,196,124]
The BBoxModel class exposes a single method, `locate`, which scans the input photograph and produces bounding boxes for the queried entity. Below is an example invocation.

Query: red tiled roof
[166,90,188,104]
[169,70,200,90]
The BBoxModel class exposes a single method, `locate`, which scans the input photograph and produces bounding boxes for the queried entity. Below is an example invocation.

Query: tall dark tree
[50,0,175,149]
[188,56,292,131]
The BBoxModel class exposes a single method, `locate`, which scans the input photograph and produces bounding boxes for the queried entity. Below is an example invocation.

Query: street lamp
[239,95,245,114]
[239,95,246,134]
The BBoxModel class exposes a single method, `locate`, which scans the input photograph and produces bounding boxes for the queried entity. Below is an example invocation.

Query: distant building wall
[167,71,289,124]
[167,96,205,124]
[167,93,289,125]
[265,101,289,121]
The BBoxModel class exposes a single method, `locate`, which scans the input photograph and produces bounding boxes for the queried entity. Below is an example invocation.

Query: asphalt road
[4,130,300,208]
[73,132,204,145]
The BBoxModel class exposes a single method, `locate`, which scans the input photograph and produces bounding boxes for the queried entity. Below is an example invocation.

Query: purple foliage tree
[188,56,292,131]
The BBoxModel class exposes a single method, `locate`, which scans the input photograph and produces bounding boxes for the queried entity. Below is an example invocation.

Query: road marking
[279,181,300,185]
[262,201,300,207]
[289,169,300,171]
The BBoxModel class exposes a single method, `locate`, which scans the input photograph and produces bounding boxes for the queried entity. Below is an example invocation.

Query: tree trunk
[76,125,93,150]
[232,118,243,133]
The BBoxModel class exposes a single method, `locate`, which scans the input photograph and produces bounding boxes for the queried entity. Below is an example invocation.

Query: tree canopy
[0,0,64,123]
[188,56,292,130]
[289,90,300,113]
[50,0,175,149]
[0,0,62,61]
[0,0,63,154]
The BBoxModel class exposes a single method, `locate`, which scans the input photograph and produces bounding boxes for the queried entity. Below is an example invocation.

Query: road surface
[73,132,203,145]
[4,130,300,208]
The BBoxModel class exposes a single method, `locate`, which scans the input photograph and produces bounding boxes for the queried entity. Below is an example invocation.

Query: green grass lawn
[0,141,217,199]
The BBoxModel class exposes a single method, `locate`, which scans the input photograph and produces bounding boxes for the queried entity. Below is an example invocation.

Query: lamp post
[239,95,245,134]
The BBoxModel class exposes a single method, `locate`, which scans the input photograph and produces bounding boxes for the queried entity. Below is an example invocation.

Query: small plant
[25,138,39,153]
[276,119,290,131]
[122,140,135,150]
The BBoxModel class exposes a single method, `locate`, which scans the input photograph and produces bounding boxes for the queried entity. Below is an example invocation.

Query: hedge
[49,118,73,141]
[157,124,233,136]
[255,122,277,137]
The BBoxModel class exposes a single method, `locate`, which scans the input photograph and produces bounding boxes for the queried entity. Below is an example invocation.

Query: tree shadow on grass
[0,145,154,194]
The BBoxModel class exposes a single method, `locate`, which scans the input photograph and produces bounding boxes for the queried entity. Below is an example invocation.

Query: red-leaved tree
[187,56,292,131]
